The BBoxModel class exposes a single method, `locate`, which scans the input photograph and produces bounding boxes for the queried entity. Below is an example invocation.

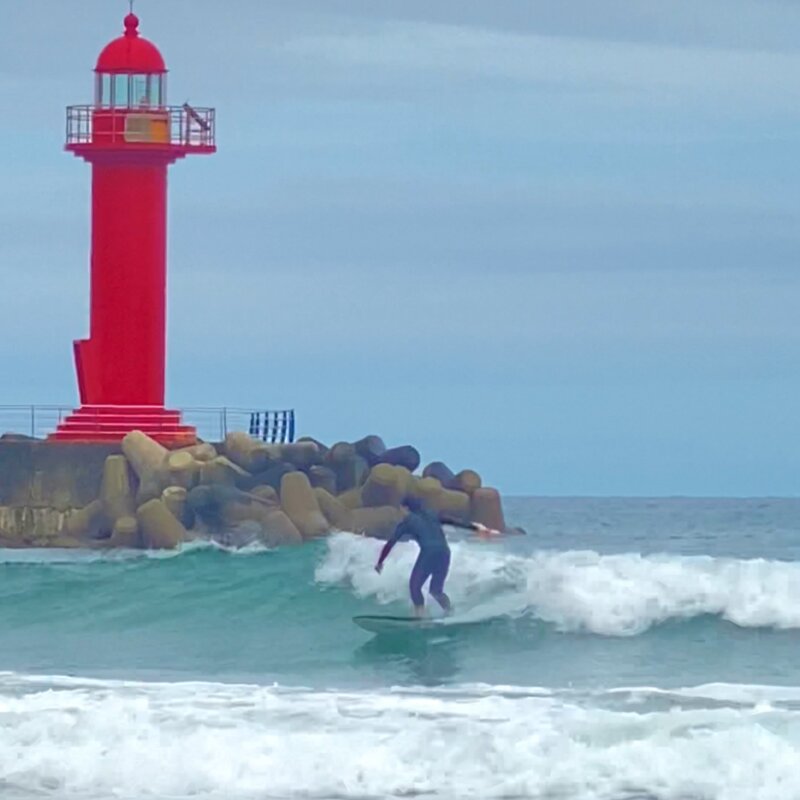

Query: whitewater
[2,497,800,799]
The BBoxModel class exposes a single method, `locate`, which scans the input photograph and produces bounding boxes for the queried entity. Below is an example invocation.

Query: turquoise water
[2,497,800,798]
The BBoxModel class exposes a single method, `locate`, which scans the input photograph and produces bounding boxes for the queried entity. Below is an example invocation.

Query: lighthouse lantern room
[51,11,215,444]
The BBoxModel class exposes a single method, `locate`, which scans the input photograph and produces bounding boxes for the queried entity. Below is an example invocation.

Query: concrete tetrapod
[308,465,338,496]
[470,487,506,532]
[99,455,136,533]
[109,516,140,548]
[177,443,217,462]
[278,442,323,469]
[422,461,458,489]
[429,488,471,520]
[314,488,353,530]
[165,450,200,490]
[162,486,193,528]
[137,499,188,550]
[279,471,330,539]
[224,432,275,473]
[336,488,363,510]
[200,456,250,487]
[361,464,407,508]
[122,431,169,504]
[348,506,405,539]
[455,469,482,494]
[408,476,444,509]
[378,445,421,472]
[353,435,386,466]
[66,499,103,540]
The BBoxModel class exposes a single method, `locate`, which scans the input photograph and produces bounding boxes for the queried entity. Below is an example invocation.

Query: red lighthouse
[51,11,215,444]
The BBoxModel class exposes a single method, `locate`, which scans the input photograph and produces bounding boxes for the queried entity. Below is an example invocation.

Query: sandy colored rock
[296,436,330,458]
[223,432,255,470]
[408,476,443,508]
[348,506,405,539]
[137,499,187,550]
[238,462,295,492]
[455,469,482,494]
[250,485,279,506]
[422,461,457,489]
[99,455,136,528]
[470,487,506,532]
[337,488,363,510]
[279,441,323,469]
[260,508,303,546]
[200,456,250,487]
[224,432,275,473]
[331,454,369,493]
[361,464,406,508]
[66,499,103,539]
[353,435,386,466]
[189,484,302,547]
[326,442,356,464]
[430,488,471,520]
[279,471,330,539]
[166,450,200,490]
[308,465,338,496]
[122,430,167,477]
[315,488,352,530]
[378,445,421,472]
[109,515,140,548]
[177,442,217,462]
[162,486,192,528]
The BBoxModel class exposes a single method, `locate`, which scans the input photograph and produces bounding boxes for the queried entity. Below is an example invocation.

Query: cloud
[280,21,800,108]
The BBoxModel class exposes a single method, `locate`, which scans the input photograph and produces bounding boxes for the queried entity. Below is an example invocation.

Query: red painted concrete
[51,13,215,445]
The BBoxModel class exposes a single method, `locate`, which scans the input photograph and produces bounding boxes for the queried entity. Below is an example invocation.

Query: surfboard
[353,614,448,635]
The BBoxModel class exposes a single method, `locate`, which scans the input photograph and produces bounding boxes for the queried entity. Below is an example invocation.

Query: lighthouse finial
[123,4,139,37]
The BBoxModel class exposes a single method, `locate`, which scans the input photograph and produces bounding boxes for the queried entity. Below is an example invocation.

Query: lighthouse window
[112,74,130,107]
[96,74,112,108]
[129,74,163,107]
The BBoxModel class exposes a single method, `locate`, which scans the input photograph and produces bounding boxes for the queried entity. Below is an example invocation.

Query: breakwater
[0,432,513,548]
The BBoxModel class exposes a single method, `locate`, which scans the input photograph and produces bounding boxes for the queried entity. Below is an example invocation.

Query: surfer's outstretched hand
[474,523,502,538]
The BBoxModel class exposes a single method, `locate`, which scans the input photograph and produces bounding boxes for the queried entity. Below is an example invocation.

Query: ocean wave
[316,533,800,635]
[1,672,799,799]
[0,537,274,564]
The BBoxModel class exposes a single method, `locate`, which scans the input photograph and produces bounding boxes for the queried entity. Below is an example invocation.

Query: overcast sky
[2,1,800,495]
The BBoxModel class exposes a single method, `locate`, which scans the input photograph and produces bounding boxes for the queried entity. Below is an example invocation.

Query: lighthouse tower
[51,11,215,444]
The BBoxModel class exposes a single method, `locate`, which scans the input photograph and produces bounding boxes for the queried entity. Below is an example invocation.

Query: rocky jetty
[0,431,518,549]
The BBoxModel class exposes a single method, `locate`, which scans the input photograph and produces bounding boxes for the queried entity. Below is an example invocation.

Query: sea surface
[2,497,800,799]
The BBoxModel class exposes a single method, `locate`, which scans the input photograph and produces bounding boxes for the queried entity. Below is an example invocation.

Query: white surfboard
[353,614,465,635]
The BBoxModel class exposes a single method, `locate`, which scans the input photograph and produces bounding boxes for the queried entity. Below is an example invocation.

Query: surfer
[374,497,498,618]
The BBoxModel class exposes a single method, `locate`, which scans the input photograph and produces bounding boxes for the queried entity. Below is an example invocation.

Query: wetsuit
[376,509,475,609]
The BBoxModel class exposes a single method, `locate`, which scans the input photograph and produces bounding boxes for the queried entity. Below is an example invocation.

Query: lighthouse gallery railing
[66,105,216,149]
[0,407,295,445]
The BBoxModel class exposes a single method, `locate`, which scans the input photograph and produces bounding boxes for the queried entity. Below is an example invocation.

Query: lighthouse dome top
[95,13,166,74]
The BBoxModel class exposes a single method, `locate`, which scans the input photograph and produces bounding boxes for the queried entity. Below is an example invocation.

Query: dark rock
[422,461,457,489]
[379,445,421,472]
[353,435,386,467]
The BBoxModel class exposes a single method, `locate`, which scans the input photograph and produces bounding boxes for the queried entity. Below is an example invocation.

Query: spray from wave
[1,671,799,800]
[316,533,800,635]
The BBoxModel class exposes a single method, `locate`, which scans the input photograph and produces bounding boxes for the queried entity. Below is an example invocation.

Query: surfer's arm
[440,515,502,537]
[375,524,406,572]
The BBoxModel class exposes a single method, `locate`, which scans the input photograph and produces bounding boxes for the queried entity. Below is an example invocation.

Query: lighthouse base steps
[48,405,197,445]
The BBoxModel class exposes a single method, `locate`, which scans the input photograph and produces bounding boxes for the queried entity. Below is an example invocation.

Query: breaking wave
[317,532,800,635]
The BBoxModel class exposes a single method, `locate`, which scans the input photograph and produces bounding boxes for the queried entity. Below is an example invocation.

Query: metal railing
[66,104,216,149]
[0,406,295,445]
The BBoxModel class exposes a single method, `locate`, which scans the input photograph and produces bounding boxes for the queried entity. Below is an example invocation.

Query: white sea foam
[0,537,273,564]
[316,532,800,634]
[1,672,800,799]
